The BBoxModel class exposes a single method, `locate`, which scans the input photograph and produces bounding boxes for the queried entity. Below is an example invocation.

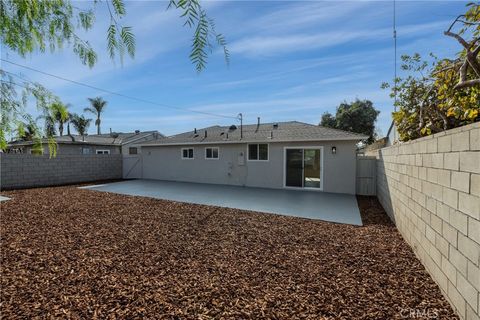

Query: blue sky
[1,0,468,136]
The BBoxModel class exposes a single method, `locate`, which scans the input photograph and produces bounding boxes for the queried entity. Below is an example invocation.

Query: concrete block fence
[374,122,480,320]
[0,154,122,190]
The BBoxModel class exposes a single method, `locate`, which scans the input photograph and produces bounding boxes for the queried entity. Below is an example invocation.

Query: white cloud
[229,20,449,57]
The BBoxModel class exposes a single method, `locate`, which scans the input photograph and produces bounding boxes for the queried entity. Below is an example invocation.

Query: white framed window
[181,148,194,159]
[205,147,219,159]
[248,143,268,161]
[129,147,138,155]
[96,149,110,155]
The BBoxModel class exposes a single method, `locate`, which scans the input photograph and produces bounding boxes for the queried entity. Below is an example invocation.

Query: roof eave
[140,136,368,147]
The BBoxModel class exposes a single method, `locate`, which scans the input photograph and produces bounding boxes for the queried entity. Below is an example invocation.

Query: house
[139,121,367,194]
[359,121,399,157]
[6,130,163,155]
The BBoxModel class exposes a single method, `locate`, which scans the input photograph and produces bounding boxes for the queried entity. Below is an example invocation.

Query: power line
[1,58,239,120]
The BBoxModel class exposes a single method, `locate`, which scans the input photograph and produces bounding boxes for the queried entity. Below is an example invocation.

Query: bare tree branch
[444,30,470,49]
[454,78,480,89]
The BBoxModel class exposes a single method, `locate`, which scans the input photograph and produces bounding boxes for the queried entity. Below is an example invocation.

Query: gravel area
[1,186,457,319]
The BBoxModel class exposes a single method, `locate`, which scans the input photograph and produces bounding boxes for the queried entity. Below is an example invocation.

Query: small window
[96,149,110,155]
[248,144,268,161]
[205,147,219,159]
[129,147,138,155]
[181,148,194,159]
[82,147,91,155]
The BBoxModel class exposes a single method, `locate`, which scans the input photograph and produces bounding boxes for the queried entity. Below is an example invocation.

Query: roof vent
[220,132,225,136]
[194,128,197,134]
[135,130,140,134]
[273,123,279,129]
[193,134,199,138]
[229,125,237,131]
[204,130,207,138]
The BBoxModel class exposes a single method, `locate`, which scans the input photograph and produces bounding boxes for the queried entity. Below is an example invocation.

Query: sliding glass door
[285,148,322,189]
[285,149,303,187]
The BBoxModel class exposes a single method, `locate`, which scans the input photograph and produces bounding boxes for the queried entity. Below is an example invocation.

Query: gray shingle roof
[141,121,367,146]
[8,131,163,147]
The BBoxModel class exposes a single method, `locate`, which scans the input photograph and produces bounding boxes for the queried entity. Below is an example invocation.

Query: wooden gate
[123,155,142,179]
[356,156,376,196]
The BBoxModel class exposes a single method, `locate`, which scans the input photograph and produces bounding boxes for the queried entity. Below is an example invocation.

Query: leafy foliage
[319,112,336,128]
[70,114,92,136]
[0,0,132,153]
[84,97,108,135]
[383,3,479,142]
[169,0,229,72]
[1,70,58,154]
[1,0,229,153]
[319,99,380,144]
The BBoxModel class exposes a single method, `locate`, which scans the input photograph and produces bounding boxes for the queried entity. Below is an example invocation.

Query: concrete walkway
[81,179,362,225]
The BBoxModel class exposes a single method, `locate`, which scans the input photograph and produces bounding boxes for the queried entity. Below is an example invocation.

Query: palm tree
[70,114,92,136]
[51,102,69,136]
[37,113,56,137]
[84,97,107,135]
[16,122,38,141]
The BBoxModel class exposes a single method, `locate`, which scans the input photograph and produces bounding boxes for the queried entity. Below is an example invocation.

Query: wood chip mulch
[1,187,457,319]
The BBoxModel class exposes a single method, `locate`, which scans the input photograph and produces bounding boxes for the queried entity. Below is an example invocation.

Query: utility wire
[1,58,239,120]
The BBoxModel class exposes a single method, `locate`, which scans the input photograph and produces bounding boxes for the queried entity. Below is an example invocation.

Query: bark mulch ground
[1,187,457,319]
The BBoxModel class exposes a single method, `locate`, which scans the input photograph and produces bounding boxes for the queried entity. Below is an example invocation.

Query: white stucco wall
[141,140,358,194]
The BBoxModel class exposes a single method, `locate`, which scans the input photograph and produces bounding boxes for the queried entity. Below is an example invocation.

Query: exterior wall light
[332,146,337,154]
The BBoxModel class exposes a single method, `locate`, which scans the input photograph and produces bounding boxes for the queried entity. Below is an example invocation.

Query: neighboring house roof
[8,131,163,147]
[363,137,389,152]
[141,121,368,146]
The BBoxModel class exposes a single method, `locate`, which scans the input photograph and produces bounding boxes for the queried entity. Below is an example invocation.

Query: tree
[382,3,479,142]
[1,0,229,152]
[37,102,69,137]
[16,123,38,141]
[52,103,70,136]
[443,3,480,89]
[70,114,92,136]
[319,112,336,128]
[319,99,380,144]
[84,97,107,135]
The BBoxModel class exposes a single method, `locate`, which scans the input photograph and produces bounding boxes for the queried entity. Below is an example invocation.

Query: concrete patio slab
[0,195,11,202]
[81,179,362,225]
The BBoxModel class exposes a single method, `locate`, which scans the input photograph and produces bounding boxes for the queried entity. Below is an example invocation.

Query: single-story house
[7,130,163,155]
[358,121,399,156]
[139,121,367,195]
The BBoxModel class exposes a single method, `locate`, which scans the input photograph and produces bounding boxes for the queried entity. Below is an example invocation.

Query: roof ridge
[317,125,366,137]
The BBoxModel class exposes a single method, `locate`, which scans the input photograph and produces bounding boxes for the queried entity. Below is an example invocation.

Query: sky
[1,0,469,137]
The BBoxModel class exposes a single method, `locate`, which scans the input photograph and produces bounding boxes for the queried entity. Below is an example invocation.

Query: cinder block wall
[0,154,122,190]
[375,122,479,320]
